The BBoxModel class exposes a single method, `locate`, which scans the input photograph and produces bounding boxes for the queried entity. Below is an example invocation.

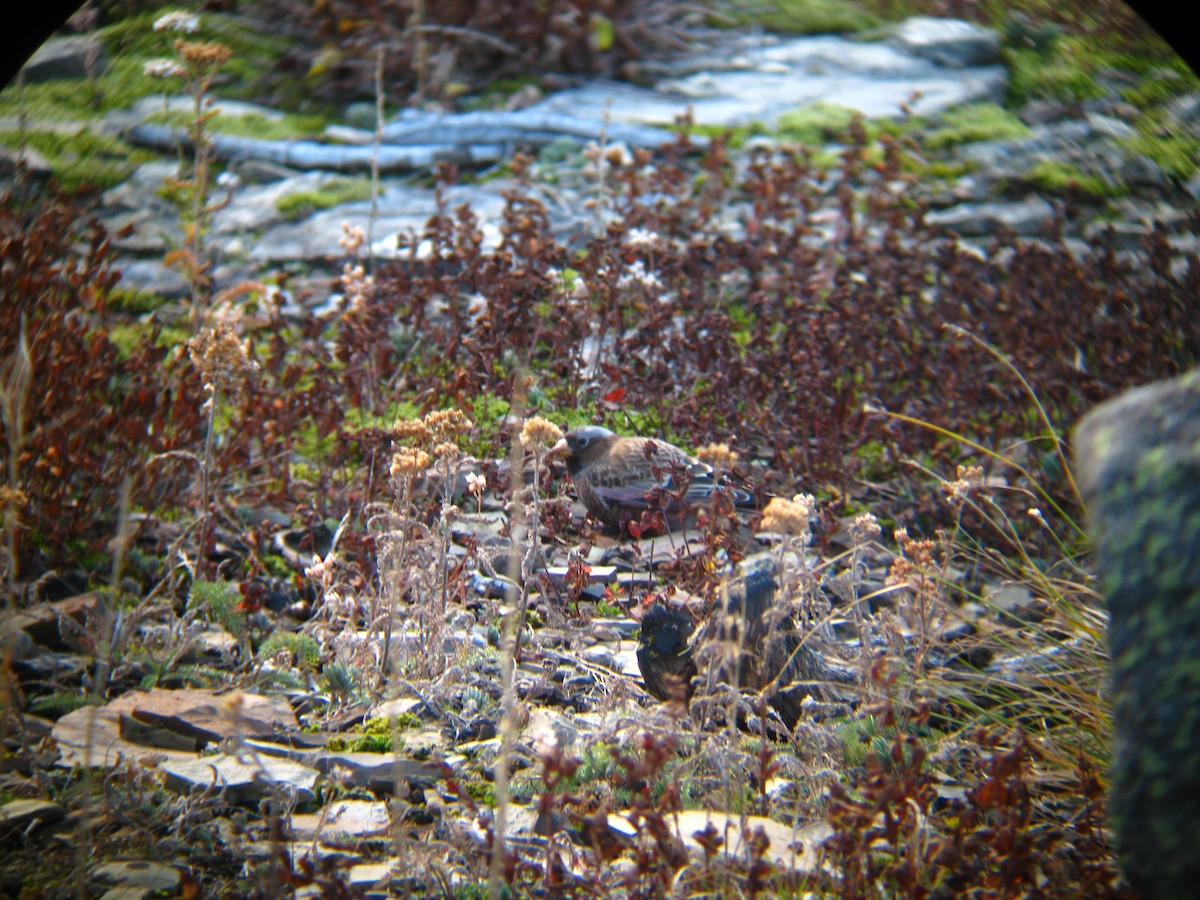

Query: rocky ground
[1,7,1197,898]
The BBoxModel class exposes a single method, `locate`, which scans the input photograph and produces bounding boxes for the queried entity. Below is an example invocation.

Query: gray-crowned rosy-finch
[550,426,756,532]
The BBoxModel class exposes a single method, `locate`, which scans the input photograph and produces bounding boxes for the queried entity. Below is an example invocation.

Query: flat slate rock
[161,753,319,804]
[51,689,298,768]
[308,750,448,791]
[249,181,509,262]
[534,33,1006,128]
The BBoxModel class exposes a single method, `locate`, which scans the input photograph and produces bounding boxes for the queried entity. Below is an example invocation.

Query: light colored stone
[290,799,391,841]
[161,752,318,804]
[927,197,1055,236]
[0,798,64,829]
[93,860,180,894]
[538,28,1006,127]
[52,689,298,768]
[890,17,1002,68]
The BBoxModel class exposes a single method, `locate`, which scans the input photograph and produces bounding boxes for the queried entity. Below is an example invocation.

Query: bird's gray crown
[566,425,615,450]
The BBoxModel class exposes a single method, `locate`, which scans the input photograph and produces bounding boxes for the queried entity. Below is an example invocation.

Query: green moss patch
[0,128,153,192]
[144,108,331,141]
[1022,159,1125,199]
[712,0,879,35]
[776,102,863,145]
[1121,128,1200,181]
[1005,39,1105,107]
[275,178,374,221]
[925,103,1031,150]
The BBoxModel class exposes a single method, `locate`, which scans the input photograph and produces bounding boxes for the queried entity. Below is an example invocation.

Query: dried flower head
[175,39,232,68]
[617,259,663,291]
[520,416,563,449]
[340,262,375,313]
[339,222,366,255]
[940,478,970,508]
[153,11,200,32]
[849,512,881,545]
[625,227,664,250]
[304,551,336,585]
[886,532,940,596]
[425,408,471,439]
[466,472,487,497]
[0,485,29,513]
[761,493,816,536]
[433,441,461,461]
[604,142,633,167]
[391,419,433,445]
[466,295,488,319]
[186,323,257,397]
[939,464,984,508]
[695,442,739,469]
[390,448,431,480]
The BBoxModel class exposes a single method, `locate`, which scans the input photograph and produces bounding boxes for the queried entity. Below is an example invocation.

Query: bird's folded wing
[590,470,754,511]
[590,479,669,511]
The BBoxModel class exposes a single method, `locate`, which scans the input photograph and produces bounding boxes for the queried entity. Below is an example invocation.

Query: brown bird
[549,426,756,532]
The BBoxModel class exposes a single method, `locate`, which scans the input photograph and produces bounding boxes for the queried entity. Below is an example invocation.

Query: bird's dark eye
[576,436,589,448]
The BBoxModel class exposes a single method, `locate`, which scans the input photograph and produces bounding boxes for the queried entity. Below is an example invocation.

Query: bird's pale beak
[547,437,569,458]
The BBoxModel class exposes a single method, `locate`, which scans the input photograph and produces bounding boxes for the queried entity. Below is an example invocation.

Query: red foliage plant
[0,181,205,575]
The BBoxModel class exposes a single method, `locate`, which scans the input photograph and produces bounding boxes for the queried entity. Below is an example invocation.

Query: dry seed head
[466,472,487,496]
[939,477,971,508]
[625,227,664,250]
[896,534,937,565]
[176,39,233,67]
[186,324,257,395]
[617,260,662,290]
[695,442,738,469]
[604,143,633,166]
[520,416,563,449]
[956,464,983,483]
[425,408,471,438]
[940,464,984,509]
[761,493,815,535]
[0,485,29,513]
[339,222,366,255]
[391,419,433,445]
[390,448,431,479]
[433,441,461,461]
[303,557,323,581]
[340,262,374,313]
[849,512,881,545]
[886,557,916,589]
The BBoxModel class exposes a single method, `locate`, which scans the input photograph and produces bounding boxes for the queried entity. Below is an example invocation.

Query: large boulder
[20,35,107,83]
[1075,369,1200,899]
